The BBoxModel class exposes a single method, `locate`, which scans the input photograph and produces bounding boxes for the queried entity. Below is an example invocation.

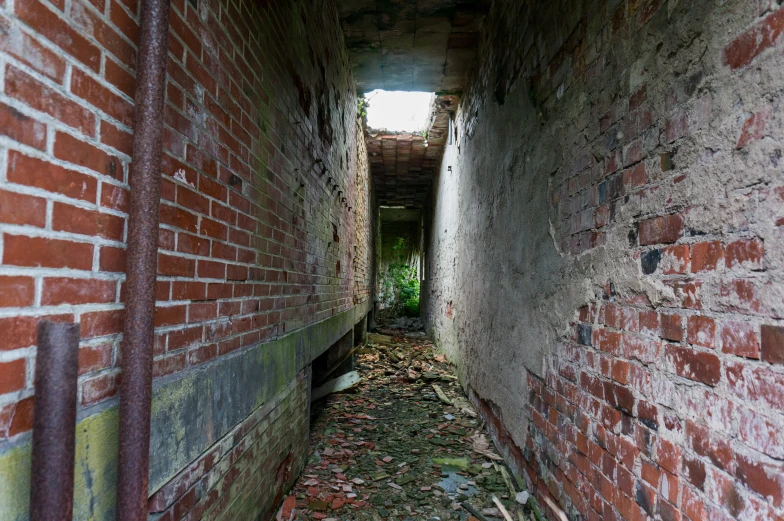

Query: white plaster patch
[69,2,96,35]
[629,57,648,91]
[740,414,784,459]
[651,373,676,408]
[34,124,46,144]
[173,168,195,187]
[0,22,62,81]
[660,249,687,273]
[186,102,207,127]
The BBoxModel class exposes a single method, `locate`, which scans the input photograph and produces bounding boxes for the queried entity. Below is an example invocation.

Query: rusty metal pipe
[116,0,170,519]
[30,321,80,521]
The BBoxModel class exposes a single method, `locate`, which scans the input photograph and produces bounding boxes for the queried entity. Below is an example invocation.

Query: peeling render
[426,0,784,518]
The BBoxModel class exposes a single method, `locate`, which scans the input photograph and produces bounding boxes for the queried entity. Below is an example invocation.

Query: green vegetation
[357,96,368,118]
[381,263,420,317]
[380,237,420,317]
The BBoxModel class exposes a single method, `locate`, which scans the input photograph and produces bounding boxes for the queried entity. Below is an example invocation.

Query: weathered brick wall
[426,1,784,520]
[0,0,370,517]
[149,370,310,521]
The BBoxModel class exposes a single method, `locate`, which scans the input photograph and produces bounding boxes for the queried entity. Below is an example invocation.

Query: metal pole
[30,321,80,521]
[116,0,170,519]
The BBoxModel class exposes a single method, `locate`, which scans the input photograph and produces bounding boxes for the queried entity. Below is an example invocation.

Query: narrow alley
[0,0,783,520]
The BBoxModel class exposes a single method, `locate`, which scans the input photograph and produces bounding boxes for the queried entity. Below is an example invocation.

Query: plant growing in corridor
[380,238,420,317]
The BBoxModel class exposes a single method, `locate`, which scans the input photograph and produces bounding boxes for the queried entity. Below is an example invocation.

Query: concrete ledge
[0,302,370,521]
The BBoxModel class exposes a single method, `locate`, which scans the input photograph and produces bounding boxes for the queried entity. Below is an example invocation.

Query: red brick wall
[432,1,784,520]
[527,4,784,519]
[0,0,369,448]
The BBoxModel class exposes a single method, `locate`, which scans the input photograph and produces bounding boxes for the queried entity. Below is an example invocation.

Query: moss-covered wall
[0,302,370,520]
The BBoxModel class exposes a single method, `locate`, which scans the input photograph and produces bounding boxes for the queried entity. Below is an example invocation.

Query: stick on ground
[492,495,514,521]
[461,502,490,521]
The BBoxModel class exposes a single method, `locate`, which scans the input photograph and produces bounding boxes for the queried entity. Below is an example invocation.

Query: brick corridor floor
[276,333,542,521]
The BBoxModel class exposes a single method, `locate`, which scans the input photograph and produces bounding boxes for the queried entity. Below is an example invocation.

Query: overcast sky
[365,90,434,132]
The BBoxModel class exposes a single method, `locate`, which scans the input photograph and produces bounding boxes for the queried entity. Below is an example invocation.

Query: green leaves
[381,263,420,316]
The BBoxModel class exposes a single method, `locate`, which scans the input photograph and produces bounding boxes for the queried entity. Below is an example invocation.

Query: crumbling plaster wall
[426,0,784,519]
[428,63,569,450]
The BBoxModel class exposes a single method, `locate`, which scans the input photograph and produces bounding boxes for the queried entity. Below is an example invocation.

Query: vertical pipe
[29,321,80,521]
[116,0,170,519]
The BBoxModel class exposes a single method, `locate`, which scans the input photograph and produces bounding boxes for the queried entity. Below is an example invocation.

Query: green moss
[72,409,119,521]
[0,443,31,521]
[0,407,119,521]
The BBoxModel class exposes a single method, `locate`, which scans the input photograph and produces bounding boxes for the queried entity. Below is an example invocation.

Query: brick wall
[0,0,370,516]
[427,0,784,520]
[149,370,310,521]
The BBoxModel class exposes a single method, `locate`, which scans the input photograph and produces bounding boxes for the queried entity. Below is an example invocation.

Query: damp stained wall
[425,0,784,519]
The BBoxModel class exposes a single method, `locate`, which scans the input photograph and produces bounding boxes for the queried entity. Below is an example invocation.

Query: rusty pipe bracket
[30,321,80,521]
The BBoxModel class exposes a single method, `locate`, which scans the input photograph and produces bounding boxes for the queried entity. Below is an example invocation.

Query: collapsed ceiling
[368,95,458,208]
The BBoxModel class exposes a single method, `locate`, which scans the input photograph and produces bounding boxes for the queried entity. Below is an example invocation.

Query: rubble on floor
[374,314,426,335]
[277,333,543,521]
[387,316,425,332]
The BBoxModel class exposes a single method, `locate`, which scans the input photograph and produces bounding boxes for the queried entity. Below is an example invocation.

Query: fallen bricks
[276,332,540,521]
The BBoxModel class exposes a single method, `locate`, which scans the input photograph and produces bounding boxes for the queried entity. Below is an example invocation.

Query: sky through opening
[364,90,434,132]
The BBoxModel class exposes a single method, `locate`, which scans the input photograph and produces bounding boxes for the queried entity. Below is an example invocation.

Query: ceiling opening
[365,90,434,132]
